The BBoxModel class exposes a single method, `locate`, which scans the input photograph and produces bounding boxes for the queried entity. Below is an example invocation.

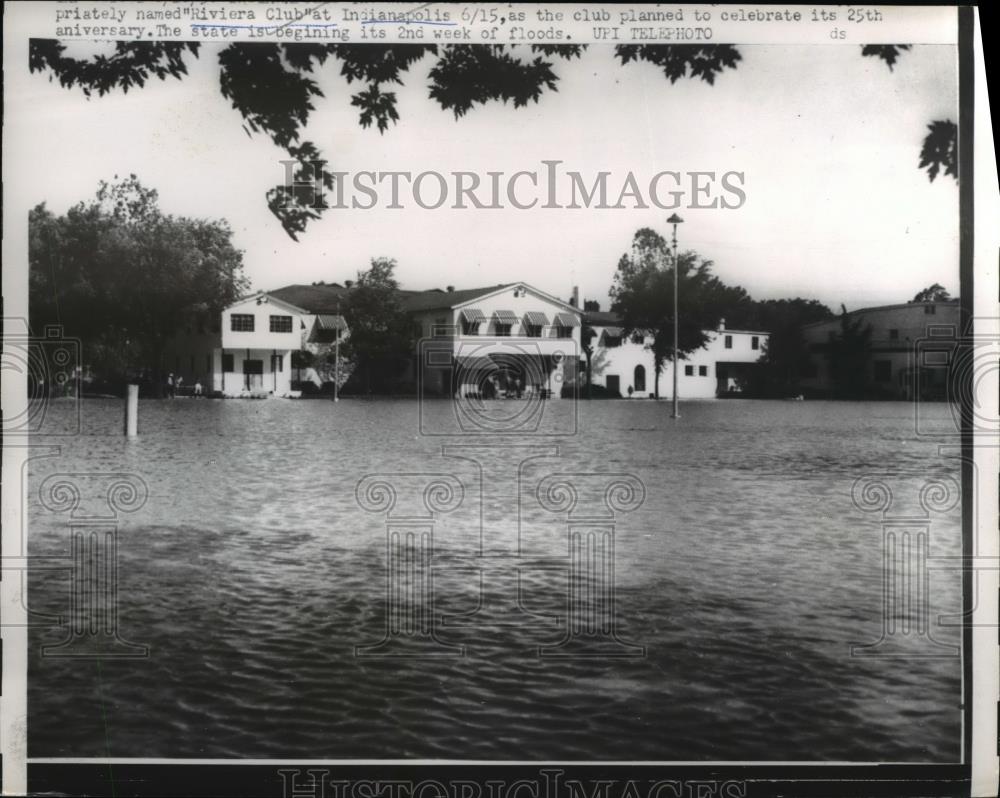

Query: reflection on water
[28,398,962,760]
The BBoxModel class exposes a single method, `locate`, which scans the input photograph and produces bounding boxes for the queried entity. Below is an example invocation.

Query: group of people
[165,373,204,398]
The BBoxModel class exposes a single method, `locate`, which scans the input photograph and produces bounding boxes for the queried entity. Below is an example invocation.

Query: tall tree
[29,175,249,390]
[909,283,952,302]
[725,298,836,396]
[826,305,873,399]
[609,227,751,398]
[30,40,950,239]
[341,257,414,393]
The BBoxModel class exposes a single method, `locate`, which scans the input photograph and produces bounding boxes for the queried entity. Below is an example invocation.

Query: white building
[404,282,582,398]
[585,311,768,399]
[164,281,579,398]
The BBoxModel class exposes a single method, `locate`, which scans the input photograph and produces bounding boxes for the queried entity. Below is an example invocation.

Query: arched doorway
[633,364,646,393]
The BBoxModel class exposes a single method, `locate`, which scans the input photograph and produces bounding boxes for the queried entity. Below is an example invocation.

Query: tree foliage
[609,228,751,398]
[909,282,952,302]
[29,175,248,387]
[725,298,835,396]
[28,39,957,239]
[918,121,959,182]
[826,305,873,399]
[341,257,415,392]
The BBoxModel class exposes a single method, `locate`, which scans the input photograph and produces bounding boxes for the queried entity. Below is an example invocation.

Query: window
[243,359,264,375]
[433,317,449,338]
[462,319,479,336]
[751,336,759,350]
[684,365,694,376]
[924,305,936,315]
[633,365,646,392]
[724,335,733,349]
[525,324,543,338]
[698,365,708,377]
[889,329,899,340]
[270,315,293,333]
[495,323,512,337]
[874,360,892,382]
[270,354,283,371]
[556,326,572,339]
[222,354,234,372]
[231,314,254,332]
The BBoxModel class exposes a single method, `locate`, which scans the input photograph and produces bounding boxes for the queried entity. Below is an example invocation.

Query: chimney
[446,285,455,293]
[344,279,354,288]
[719,318,726,331]
[570,286,579,308]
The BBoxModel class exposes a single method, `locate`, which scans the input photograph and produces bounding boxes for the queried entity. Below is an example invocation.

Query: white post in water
[124,384,138,437]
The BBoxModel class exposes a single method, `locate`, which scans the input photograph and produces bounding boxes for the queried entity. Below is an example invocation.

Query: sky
[12,41,960,311]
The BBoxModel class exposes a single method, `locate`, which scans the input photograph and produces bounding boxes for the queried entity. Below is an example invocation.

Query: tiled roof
[583,311,622,326]
[268,284,349,314]
[266,283,516,315]
[400,284,515,312]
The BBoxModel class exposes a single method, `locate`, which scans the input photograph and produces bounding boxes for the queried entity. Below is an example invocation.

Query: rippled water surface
[28,398,963,761]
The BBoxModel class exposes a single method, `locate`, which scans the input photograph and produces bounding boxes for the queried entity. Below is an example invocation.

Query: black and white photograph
[1,3,997,797]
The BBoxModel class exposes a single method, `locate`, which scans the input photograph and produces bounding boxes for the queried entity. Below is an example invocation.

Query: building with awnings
[404,282,582,399]
[162,290,328,397]
[164,280,581,397]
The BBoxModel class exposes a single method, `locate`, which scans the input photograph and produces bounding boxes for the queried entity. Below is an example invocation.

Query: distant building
[584,312,768,399]
[798,299,960,398]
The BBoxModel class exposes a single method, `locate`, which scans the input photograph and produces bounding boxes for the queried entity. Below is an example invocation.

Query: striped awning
[553,312,579,327]
[492,310,518,324]
[523,311,549,326]
[308,314,348,343]
[461,308,487,323]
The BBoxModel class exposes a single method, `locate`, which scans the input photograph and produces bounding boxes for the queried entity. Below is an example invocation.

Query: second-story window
[725,335,733,349]
[525,324,542,338]
[270,315,293,333]
[751,336,759,350]
[231,314,254,332]
[495,323,512,337]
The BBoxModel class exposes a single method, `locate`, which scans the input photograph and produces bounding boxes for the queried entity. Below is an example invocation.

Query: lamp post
[666,213,684,419]
[334,301,341,403]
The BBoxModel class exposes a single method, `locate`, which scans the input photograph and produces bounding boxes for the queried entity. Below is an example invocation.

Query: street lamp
[666,213,684,419]
[334,300,341,403]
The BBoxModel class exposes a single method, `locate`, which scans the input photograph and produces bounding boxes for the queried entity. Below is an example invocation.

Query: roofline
[449,283,581,313]
[801,299,960,329]
[227,290,310,315]
[585,317,768,336]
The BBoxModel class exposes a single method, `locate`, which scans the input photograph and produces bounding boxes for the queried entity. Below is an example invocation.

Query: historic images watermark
[1,321,82,437]
[279,160,747,212]
[351,342,646,659]
[278,769,749,798]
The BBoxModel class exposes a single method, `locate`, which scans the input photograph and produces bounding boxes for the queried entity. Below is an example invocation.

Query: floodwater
[27,397,963,761]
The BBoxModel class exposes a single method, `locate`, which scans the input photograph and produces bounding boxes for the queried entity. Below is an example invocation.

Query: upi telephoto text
[281,162,748,212]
